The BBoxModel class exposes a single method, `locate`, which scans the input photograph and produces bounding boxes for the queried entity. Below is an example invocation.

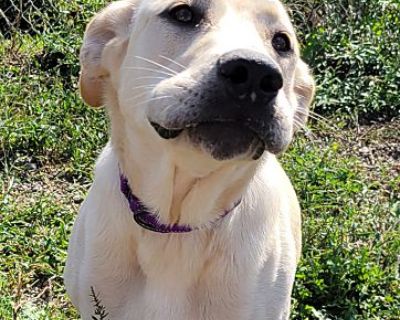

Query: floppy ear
[293,59,315,128]
[79,0,136,107]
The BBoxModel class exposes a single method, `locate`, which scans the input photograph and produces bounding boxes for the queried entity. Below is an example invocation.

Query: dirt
[345,119,399,175]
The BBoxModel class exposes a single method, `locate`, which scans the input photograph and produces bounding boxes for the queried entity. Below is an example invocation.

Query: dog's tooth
[184,123,198,129]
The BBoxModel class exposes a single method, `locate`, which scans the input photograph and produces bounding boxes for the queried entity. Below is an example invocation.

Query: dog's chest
[117,231,260,320]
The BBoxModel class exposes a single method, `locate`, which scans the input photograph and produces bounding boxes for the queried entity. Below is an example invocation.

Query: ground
[0,0,399,319]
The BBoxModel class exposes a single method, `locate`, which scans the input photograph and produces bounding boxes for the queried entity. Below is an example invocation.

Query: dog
[64,0,315,319]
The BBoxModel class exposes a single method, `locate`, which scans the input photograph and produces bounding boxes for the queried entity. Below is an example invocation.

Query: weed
[90,287,109,320]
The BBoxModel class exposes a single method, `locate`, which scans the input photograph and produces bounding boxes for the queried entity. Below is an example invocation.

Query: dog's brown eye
[169,5,195,24]
[272,33,292,53]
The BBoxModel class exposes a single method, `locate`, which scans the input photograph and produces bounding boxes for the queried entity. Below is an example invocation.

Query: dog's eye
[169,5,195,24]
[272,33,292,53]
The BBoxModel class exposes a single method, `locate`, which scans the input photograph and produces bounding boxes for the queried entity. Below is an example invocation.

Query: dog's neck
[108,98,260,228]
[118,143,258,228]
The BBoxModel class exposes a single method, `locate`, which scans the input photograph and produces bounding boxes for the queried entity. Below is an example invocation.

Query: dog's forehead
[142,0,289,20]
[228,0,288,15]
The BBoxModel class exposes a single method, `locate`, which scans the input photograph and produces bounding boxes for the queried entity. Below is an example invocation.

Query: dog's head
[80,0,314,163]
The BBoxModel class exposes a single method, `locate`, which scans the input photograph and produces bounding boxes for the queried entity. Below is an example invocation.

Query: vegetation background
[0,0,399,319]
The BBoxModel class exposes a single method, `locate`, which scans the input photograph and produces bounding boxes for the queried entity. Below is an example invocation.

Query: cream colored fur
[64,0,315,319]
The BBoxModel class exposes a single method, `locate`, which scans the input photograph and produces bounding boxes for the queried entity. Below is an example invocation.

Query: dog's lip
[150,122,184,139]
[150,119,263,140]
[150,120,267,160]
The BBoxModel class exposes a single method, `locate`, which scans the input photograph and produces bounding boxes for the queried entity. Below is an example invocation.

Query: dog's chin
[186,123,265,161]
[151,121,265,161]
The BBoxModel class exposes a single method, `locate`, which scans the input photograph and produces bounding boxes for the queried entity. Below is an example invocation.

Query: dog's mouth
[150,122,184,140]
[150,120,266,161]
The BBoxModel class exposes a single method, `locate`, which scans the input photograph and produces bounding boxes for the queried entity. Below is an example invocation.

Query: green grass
[1,0,399,319]
[284,0,400,122]
[283,130,400,319]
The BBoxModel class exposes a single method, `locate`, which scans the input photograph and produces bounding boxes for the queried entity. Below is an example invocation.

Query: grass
[1,0,399,319]
[283,125,400,319]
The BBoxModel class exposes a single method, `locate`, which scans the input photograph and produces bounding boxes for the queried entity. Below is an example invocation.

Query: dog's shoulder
[257,156,302,259]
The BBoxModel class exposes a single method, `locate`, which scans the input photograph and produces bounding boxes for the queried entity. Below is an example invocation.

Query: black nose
[217,49,283,103]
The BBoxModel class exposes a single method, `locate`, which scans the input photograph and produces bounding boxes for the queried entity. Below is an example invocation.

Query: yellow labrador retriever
[64,0,315,319]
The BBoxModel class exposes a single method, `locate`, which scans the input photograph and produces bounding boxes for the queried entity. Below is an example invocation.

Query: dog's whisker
[308,110,334,125]
[130,85,157,91]
[126,90,153,102]
[295,107,334,127]
[293,116,317,141]
[135,95,173,107]
[124,66,176,78]
[294,108,318,120]
[300,112,326,126]
[120,83,153,94]
[293,116,307,130]
[134,76,168,82]
[132,56,179,76]
[160,102,181,116]
[299,125,317,141]
[296,108,338,131]
[159,55,187,71]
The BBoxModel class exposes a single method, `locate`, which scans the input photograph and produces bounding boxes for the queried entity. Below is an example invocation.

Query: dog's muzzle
[151,49,290,160]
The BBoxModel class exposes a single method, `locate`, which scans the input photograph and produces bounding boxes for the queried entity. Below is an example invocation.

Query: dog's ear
[293,60,315,128]
[79,1,136,107]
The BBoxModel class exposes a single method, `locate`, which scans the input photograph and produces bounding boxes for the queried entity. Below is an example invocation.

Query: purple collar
[120,175,240,234]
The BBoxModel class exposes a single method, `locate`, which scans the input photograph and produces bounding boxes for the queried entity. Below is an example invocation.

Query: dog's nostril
[218,50,284,101]
[229,65,249,85]
[260,74,283,93]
